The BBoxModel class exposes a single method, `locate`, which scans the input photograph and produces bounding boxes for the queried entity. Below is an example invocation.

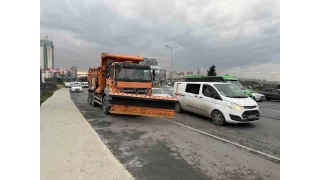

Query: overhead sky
[40,0,280,81]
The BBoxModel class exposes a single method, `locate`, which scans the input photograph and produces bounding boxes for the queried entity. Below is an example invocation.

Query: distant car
[82,82,89,88]
[152,88,172,97]
[249,90,266,102]
[162,87,174,96]
[64,82,74,88]
[70,84,83,93]
[260,88,280,101]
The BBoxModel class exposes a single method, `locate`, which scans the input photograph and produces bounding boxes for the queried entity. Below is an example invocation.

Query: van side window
[185,84,200,94]
[202,84,219,98]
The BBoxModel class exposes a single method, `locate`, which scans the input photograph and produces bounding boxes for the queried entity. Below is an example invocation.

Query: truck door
[184,83,201,113]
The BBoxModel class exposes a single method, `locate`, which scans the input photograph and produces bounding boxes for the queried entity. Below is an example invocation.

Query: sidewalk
[41,88,134,180]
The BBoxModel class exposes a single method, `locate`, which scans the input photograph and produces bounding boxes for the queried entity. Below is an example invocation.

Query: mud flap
[109,93,176,118]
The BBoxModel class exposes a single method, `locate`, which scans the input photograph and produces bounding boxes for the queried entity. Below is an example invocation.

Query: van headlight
[226,101,243,111]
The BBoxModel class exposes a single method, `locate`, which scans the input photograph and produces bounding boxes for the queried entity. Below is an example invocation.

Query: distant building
[197,68,206,76]
[159,69,166,80]
[186,71,193,76]
[40,36,54,69]
[169,71,178,79]
[70,66,77,78]
[177,72,185,79]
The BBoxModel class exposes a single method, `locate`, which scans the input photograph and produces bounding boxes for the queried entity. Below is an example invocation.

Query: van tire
[211,110,226,126]
[175,102,183,113]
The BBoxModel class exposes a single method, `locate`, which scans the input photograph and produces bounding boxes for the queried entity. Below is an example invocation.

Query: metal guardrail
[40,83,57,97]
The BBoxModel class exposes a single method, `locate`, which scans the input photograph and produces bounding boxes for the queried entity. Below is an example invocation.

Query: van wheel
[266,98,270,101]
[102,96,110,114]
[175,102,183,113]
[211,110,226,126]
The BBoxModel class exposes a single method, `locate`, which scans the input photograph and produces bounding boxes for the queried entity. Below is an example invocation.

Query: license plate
[248,115,256,119]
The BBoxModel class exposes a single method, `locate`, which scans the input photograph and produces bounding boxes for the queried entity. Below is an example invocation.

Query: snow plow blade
[109,93,176,118]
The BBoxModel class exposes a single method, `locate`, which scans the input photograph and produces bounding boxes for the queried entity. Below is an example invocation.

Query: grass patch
[40,84,64,106]
[57,84,64,89]
[40,92,54,106]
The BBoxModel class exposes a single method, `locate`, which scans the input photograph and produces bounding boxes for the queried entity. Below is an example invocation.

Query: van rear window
[185,84,200,94]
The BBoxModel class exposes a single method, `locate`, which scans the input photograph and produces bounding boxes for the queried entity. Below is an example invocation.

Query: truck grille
[119,88,149,95]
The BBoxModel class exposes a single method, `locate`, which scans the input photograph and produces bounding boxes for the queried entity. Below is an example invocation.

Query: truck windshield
[116,68,152,82]
[214,84,248,98]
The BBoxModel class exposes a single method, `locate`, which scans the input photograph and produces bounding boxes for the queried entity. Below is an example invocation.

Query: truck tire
[91,94,98,107]
[211,110,226,126]
[102,96,110,114]
[87,92,90,103]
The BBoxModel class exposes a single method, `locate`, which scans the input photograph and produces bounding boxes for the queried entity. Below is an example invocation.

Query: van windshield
[226,80,244,90]
[214,84,248,98]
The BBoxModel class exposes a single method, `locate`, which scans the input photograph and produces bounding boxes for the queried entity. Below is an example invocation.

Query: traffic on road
[69,86,280,179]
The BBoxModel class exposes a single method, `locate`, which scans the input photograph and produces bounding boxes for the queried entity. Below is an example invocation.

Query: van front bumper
[222,109,260,124]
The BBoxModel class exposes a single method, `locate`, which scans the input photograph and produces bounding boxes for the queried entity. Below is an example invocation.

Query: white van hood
[223,97,257,106]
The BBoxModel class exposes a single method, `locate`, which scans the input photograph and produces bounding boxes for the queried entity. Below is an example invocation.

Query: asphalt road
[257,101,280,120]
[70,89,280,180]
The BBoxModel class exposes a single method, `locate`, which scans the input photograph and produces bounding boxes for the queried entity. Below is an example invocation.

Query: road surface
[69,89,280,180]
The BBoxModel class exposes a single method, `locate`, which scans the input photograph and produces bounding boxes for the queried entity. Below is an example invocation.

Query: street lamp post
[165,45,177,82]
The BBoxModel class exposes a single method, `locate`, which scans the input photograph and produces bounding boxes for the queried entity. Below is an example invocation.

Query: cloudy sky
[40,0,280,81]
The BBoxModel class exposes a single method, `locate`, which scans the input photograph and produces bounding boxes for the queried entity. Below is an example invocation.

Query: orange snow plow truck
[87,52,177,118]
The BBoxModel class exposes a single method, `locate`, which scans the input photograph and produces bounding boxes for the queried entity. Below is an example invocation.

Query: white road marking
[264,109,280,112]
[258,103,280,106]
[162,118,280,162]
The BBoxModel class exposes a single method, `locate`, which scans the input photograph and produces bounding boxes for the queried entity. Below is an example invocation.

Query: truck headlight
[226,101,243,111]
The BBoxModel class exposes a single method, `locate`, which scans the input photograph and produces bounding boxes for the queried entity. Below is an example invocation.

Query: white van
[173,82,260,125]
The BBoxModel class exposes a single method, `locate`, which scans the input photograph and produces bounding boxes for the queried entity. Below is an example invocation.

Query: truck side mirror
[105,65,110,77]
[152,69,156,81]
[107,59,113,65]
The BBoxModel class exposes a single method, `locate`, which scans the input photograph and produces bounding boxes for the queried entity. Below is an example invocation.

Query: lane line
[261,116,280,120]
[162,118,280,162]
[258,103,280,106]
[264,109,280,112]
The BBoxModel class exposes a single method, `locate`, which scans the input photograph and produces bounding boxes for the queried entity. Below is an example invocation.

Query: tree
[207,65,217,76]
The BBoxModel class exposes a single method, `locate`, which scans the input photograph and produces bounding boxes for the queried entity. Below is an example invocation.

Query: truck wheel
[211,110,226,126]
[102,96,110,114]
[87,92,90,103]
[175,102,183,113]
[91,94,98,107]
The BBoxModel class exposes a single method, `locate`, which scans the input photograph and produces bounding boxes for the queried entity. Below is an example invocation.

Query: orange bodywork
[87,52,177,118]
